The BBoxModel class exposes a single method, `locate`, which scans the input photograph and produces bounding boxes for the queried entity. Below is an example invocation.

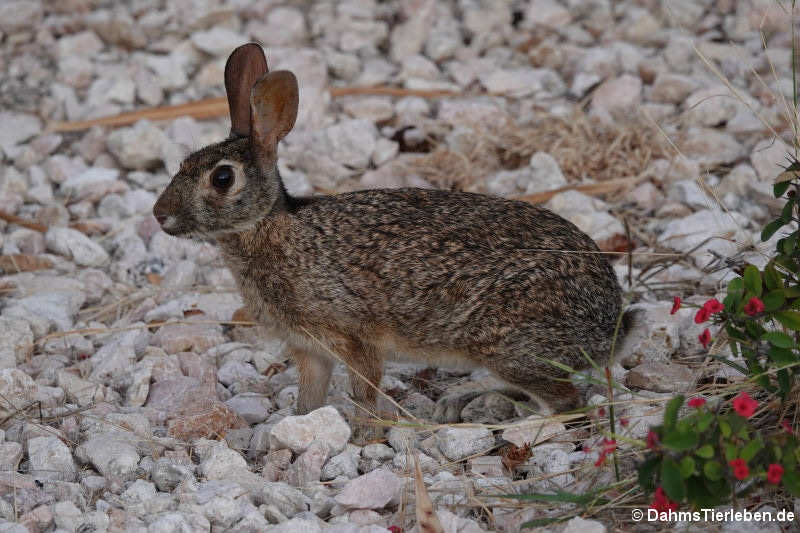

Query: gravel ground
[0,0,797,532]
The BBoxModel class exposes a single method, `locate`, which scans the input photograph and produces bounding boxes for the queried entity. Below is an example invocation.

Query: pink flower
[732,391,758,418]
[650,486,679,513]
[743,297,765,316]
[670,297,682,315]
[782,419,793,434]
[699,328,712,349]
[620,417,629,427]
[594,438,617,466]
[729,458,749,480]
[688,397,706,408]
[695,306,711,324]
[703,298,724,314]
[766,464,784,484]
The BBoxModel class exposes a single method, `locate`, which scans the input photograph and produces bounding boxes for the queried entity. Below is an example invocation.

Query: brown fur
[153,44,626,431]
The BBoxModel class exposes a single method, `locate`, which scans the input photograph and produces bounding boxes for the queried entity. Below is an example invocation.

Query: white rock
[261,481,311,517]
[616,303,681,367]
[257,7,307,47]
[106,120,169,170]
[268,517,322,533]
[651,73,699,104]
[191,27,247,56]
[436,427,494,461]
[545,190,625,242]
[143,53,189,91]
[148,512,210,533]
[269,406,351,455]
[0,113,41,155]
[0,0,42,33]
[60,167,120,200]
[53,501,83,532]
[751,138,791,182]
[524,0,572,29]
[528,152,568,193]
[323,119,378,169]
[685,86,738,127]
[0,318,32,369]
[681,127,744,169]
[75,434,140,480]
[57,31,103,59]
[591,75,642,114]
[563,516,606,533]
[27,436,77,482]
[660,209,750,258]
[225,394,272,425]
[45,227,109,267]
[501,416,566,447]
[321,448,360,481]
[334,468,402,509]
[480,68,565,98]
[4,289,86,335]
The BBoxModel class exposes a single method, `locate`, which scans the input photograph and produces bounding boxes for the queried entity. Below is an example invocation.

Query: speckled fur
[153,46,627,425]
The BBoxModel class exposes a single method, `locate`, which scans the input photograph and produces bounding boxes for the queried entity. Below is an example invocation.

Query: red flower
[582,444,591,453]
[732,391,758,418]
[594,438,617,466]
[766,464,784,484]
[703,298,724,314]
[688,397,706,408]
[596,406,606,417]
[670,297,682,315]
[650,486,679,513]
[620,417,629,427]
[388,527,403,533]
[729,458,749,480]
[782,419,793,434]
[698,328,712,348]
[694,306,711,324]
[743,297,765,316]
[646,430,659,449]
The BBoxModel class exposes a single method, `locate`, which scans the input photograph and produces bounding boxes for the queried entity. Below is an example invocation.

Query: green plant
[638,394,799,511]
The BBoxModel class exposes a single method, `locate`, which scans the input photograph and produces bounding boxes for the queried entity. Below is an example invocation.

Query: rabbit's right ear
[225,43,268,137]
[249,70,299,167]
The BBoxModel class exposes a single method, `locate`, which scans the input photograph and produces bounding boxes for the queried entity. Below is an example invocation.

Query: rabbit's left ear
[225,43,268,137]
[249,70,298,166]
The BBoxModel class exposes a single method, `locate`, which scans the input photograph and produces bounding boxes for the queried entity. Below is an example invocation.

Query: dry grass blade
[0,254,53,274]
[516,176,646,204]
[0,210,47,232]
[414,453,444,533]
[47,86,463,133]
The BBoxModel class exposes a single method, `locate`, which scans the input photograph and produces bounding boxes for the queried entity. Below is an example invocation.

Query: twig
[47,86,463,133]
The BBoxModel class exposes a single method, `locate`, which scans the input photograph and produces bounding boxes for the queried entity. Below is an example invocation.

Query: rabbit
[153,43,631,439]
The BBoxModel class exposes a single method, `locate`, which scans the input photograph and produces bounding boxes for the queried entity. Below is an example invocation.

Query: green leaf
[637,455,660,492]
[661,458,685,502]
[696,444,715,459]
[764,262,783,290]
[762,331,795,348]
[762,290,785,311]
[774,181,791,198]
[696,412,714,432]
[782,469,800,497]
[664,395,684,432]
[703,460,723,481]
[727,277,744,293]
[725,443,738,462]
[773,311,800,330]
[762,219,784,241]
[720,420,731,438]
[687,477,722,508]
[768,345,797,366]
[662,431,699,451]
[740,438,763,462]
[777,368,791,397]
[679,456,696,478]
[780,199,795,223]
[743,266,762,297]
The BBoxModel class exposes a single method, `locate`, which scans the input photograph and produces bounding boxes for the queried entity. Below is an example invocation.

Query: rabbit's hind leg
[338,338,386,444]
[292,346,335,415]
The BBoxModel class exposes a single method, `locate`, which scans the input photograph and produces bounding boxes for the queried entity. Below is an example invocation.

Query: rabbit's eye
[210,165,235,190]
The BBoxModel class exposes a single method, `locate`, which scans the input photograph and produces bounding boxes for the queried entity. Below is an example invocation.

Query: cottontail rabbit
[153,44,629,436]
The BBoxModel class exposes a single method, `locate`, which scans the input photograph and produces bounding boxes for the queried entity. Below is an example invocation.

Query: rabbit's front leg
[292,347,334,415]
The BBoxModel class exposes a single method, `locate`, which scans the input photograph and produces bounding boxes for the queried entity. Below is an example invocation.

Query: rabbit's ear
[249,70,298,164]
[225,43,268,137]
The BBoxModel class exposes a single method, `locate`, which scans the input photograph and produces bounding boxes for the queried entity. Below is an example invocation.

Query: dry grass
[407,109,668,195]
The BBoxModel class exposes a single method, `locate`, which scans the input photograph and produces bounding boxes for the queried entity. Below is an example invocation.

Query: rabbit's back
[222,188,622,374]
